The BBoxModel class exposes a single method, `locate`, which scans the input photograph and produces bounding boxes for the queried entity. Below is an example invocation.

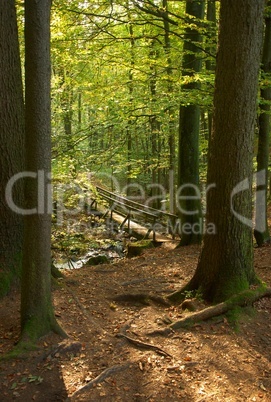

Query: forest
[0,0,271,401]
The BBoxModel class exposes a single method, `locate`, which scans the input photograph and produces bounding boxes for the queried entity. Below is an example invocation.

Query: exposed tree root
[109,293,171,307]
[148,286,271,336]
[40,339,82,362]
[51,263,65,279]
[67,363,131,401]
[116,333,172,358]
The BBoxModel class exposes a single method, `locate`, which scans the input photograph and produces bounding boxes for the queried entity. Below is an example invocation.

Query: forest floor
[1,238,271,401]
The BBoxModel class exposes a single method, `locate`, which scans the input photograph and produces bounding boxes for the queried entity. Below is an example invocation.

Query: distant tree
[0,0,25,297]
[48,0,220,205]
[178,0,205,246]
[254,3,271,247]
[169,0,265,303]
[205,0,217,140]
[162,0,175,213]
[21,0,66,342]
[126,5,135,197]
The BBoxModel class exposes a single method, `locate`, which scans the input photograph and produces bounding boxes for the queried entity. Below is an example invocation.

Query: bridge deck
[109,211,175,242]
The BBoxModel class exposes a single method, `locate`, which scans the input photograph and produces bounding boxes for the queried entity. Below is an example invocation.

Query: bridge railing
[95,186,178,240]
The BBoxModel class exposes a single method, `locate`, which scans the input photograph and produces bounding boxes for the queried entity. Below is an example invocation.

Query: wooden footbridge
[89,186,179,242]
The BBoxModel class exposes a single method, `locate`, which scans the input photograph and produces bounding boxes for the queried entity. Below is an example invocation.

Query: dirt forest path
[0,242,271,401]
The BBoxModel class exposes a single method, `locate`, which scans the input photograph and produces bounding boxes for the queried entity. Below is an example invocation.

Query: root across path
[1,243,271,401]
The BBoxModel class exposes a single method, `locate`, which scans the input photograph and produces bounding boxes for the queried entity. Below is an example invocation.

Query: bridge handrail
[96,190,158,220]
[96,186,177,221]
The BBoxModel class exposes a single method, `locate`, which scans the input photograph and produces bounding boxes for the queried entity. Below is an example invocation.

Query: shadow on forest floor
[0,241,271,401]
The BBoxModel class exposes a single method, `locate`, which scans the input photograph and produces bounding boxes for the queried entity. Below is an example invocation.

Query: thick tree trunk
[0,0,25,297]
[169,0,265,303]
[178,0,205,246]
[21,0,65,342]
[254,9,271,247]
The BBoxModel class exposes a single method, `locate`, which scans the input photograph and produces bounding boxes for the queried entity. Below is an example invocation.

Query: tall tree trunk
[61,70,73,136]
[0,0,25,297]
[169,0,265,304]
[254,7,271,247]
[126,4,135,197]
[163,0,176,214]
[149,42,161,208]
[78,91,82,131]
[206,0,217,140]
[178,0,205,246]
[21,0,65,342]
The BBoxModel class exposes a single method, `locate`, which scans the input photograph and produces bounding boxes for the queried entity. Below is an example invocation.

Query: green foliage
[49,0,218,192]
[183,289,203,301]
[183,289,196,300]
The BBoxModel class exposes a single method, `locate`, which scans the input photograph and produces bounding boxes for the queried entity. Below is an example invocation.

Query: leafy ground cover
[0,240,271,401]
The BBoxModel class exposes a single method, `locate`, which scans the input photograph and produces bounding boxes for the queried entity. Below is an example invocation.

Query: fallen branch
[116,333,172,358]
[67,363,131,401]
[149,286,271,335]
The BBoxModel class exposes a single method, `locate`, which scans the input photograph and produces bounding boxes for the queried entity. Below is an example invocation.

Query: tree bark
[254,6,271,246]
[62,72,73,137]
[206,0,217,141]
[126,3,135,197]
[178,0,205,246]
[21,0,66,342]
[149,42,162,209]
[169,0,265,303]
[0,0,25,297]
[163,0,176,214]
